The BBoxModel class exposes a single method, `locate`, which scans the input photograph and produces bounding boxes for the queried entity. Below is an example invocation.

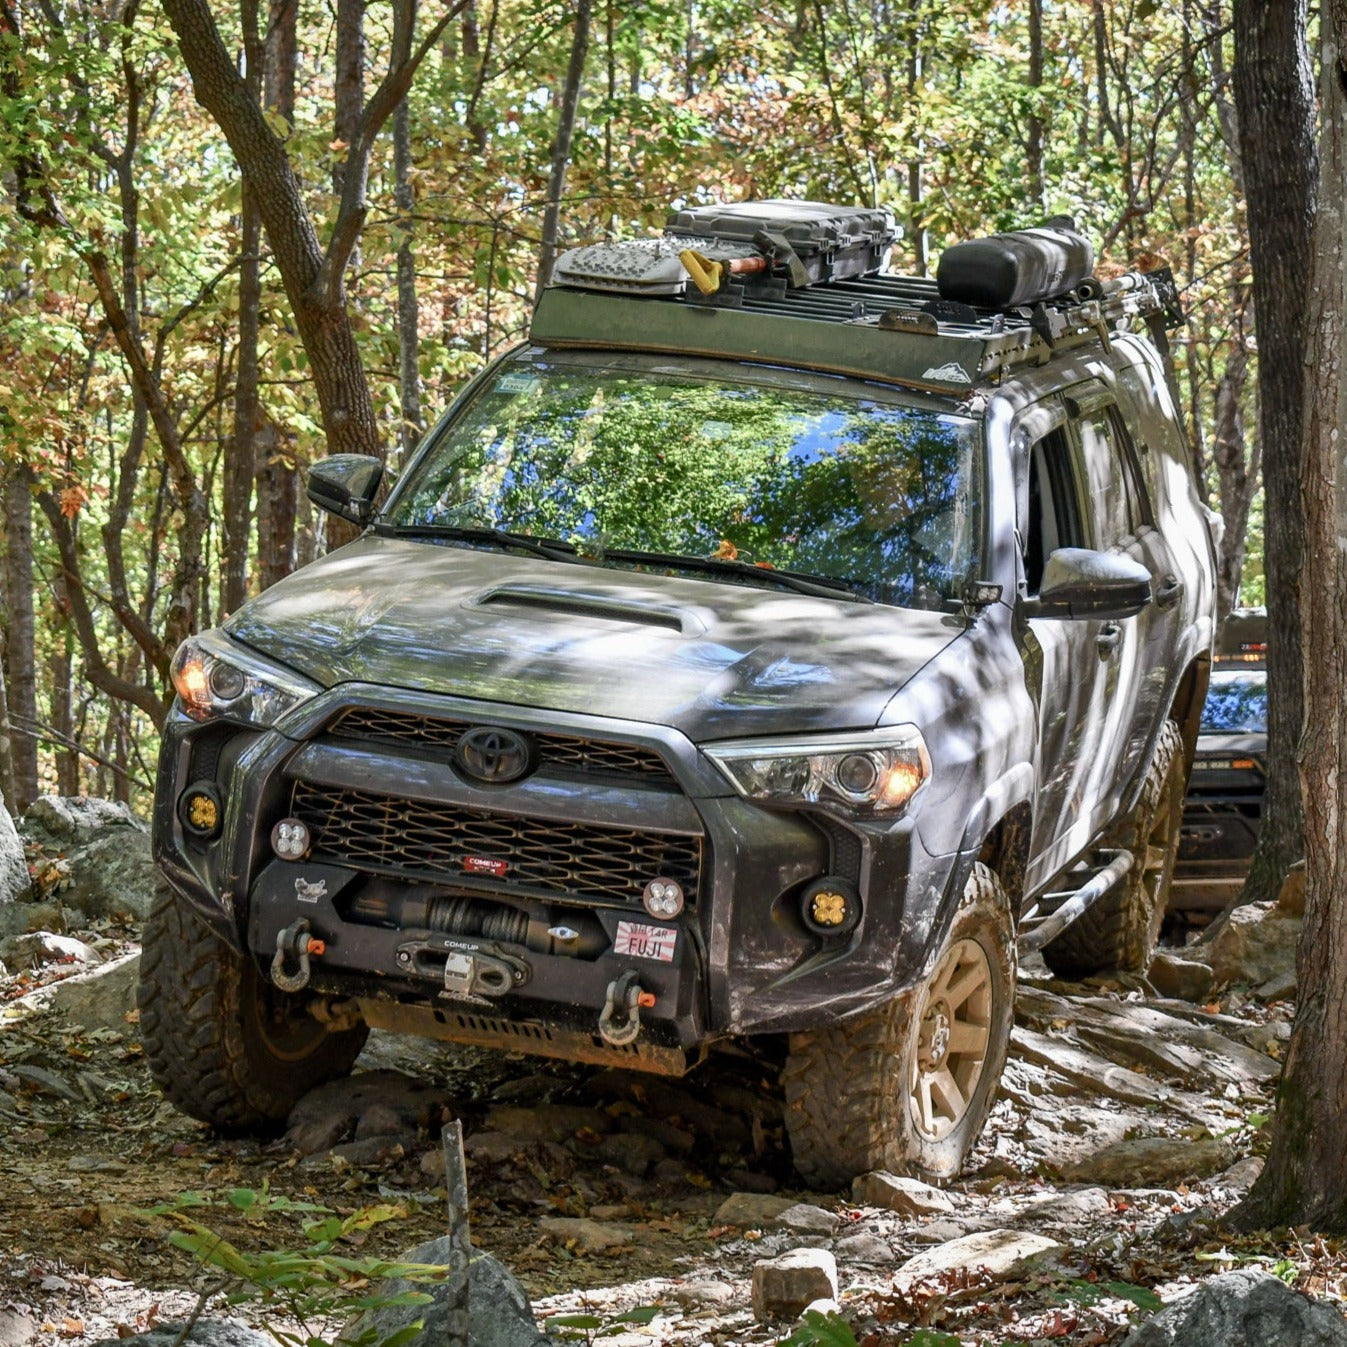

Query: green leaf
[607,1305,662,1325]
[1103,1282,1165,1311]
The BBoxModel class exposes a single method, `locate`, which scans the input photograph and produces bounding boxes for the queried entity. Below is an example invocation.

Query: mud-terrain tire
[782,862,1015,1190]
[1041,719,1186,980]
[137,880,367,1131]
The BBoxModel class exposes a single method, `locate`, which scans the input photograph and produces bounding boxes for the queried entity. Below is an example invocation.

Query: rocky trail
[1,799,1343,1347]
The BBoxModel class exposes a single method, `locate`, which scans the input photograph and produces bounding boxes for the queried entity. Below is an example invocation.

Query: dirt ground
[2,921,1343,1347]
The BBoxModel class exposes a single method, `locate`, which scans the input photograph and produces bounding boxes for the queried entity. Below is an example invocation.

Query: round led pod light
[800,876,862,937]
[271,817,312,861]
[642,877,685,919]
[179,781,223,839]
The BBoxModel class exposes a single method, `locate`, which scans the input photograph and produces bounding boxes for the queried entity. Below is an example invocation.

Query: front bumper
[153,686,959,1065]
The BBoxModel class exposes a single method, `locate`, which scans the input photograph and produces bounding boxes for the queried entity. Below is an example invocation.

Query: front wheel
[782,863,1016,1190]
[137,880,367,1131]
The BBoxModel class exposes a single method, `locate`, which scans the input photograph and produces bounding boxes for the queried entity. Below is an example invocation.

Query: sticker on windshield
[496,372,542,396]
[614,920,677,962]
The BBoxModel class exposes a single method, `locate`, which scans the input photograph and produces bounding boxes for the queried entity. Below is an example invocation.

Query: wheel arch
[1168,652,1212,773]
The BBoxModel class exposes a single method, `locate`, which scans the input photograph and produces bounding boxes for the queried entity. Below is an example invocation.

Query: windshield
[385,359,983,609]
[1200,670,1268,734]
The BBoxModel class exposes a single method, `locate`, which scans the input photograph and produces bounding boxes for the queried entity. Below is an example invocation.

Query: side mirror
[1027,547,1153,620]
[307,455,384,526]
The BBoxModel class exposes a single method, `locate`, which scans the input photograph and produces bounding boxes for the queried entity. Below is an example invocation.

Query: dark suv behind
[139,201,1216,1187]
[1171,609,1267,918]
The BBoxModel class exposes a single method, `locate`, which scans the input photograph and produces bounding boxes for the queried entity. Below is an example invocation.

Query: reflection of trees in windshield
[394,365,981,607]
[1200,675,1268,733]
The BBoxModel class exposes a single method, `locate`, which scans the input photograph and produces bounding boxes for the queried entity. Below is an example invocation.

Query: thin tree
[533,0,592,302]
[1228,0,1313,908]
[1237,0,1347,1230]
[159,0,465,461]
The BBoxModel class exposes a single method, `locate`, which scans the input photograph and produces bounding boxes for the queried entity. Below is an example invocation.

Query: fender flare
[908,764,1036,982]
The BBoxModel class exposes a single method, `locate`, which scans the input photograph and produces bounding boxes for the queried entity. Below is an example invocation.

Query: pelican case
[665,199,896,285]
[937,223,1095,309]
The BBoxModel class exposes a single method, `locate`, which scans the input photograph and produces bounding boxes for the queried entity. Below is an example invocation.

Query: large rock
[1121,1268,1347,1346]
[751,1249,838,1321]
[285,1069,451,1155]
[894,1229,1065,1292]
[1197,901,1300,991]
[21,796,153,920]
[93,1321,269,1347]
[852,1171,957,1217]
[1061,1135,1234,1187]
[353,1238,555,1347]
[11,951,140,1030]
[0,793,27,904]
[537,1217,634,1254]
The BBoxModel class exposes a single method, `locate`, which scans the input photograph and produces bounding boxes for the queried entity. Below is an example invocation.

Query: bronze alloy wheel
[907,936,994,1142]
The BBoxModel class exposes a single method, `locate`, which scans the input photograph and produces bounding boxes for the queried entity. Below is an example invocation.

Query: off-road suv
[139,201,1216,1187]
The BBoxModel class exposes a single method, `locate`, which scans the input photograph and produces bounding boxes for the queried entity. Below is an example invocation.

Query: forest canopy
[0,0,1255,809]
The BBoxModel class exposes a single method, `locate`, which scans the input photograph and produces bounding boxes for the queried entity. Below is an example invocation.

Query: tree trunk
[1230,0,1313,907]
[226,185,262,612]
[1235,2,1347,1232]
[1026,0,1045,211]
[2,466,38,811]
[0,614,14,808]
[395,92,422,463]
[49,572,77,796]
[161,0,378,459]
[1210,330,1258,617]
[533,0,592,302]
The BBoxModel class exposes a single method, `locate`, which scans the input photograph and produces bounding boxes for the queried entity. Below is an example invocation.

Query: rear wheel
[782,863,1015,1190]
[137,880,367,1131]
[1041,719,1185,979]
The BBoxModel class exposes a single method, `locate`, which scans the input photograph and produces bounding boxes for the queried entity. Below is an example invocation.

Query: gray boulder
[1195,901,1300,990]
[21,795,153,920]
[0,793,27,904]
[353,1237,555,1347]
[93,1321,269,1347]
[1122,1268,1347,1346]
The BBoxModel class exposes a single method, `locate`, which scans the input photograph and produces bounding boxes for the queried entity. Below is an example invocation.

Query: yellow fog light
[179,781,223,839]
[801,877,861,937]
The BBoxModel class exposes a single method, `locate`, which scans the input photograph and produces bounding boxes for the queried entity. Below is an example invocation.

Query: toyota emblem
[455,726,536,784]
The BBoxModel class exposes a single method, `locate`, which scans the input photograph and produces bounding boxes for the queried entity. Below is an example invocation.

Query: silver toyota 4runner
[139,201,1216,1187]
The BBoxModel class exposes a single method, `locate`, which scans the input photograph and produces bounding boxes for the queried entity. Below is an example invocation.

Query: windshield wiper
[377,523,578,562]
[595,548,875,603]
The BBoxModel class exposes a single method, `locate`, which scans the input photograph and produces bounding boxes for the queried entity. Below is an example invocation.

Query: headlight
[170,631,320,727]
[705,726,931,817]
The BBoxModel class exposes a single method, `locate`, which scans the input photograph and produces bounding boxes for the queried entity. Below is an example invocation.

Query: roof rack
[535,202,1184,396]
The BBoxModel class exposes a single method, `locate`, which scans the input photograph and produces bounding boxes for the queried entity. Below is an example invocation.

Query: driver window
[1024,428,1086,594]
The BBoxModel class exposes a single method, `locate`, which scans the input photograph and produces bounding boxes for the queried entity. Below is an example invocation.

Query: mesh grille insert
[291,781,702,905]
[327,708,676,784]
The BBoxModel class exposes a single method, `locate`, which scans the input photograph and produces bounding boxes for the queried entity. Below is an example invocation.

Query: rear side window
[1074,406,1153,548]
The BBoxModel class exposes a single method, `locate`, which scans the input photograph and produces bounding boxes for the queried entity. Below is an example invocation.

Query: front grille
[327,708,676,784]
[291,782,702,905]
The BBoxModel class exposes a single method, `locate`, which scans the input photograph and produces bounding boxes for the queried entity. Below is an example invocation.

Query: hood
[225,536,964,740]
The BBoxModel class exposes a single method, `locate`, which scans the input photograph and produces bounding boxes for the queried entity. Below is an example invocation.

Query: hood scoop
[472,583,707,636]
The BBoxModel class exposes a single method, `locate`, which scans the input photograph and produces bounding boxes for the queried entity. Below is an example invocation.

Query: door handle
[1155,574,1184,609]
[1097,623,1122,657]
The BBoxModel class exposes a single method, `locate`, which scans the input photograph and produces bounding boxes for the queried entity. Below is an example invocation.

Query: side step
[1017,849,1134,954]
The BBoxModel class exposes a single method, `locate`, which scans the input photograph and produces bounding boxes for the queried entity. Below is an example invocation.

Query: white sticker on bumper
[613,920,677,962]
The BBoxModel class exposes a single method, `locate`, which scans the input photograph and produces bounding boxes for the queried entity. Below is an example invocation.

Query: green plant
[144,1189,445,1347]
[544,1304,662,1343]
[776,1309,861,1347]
